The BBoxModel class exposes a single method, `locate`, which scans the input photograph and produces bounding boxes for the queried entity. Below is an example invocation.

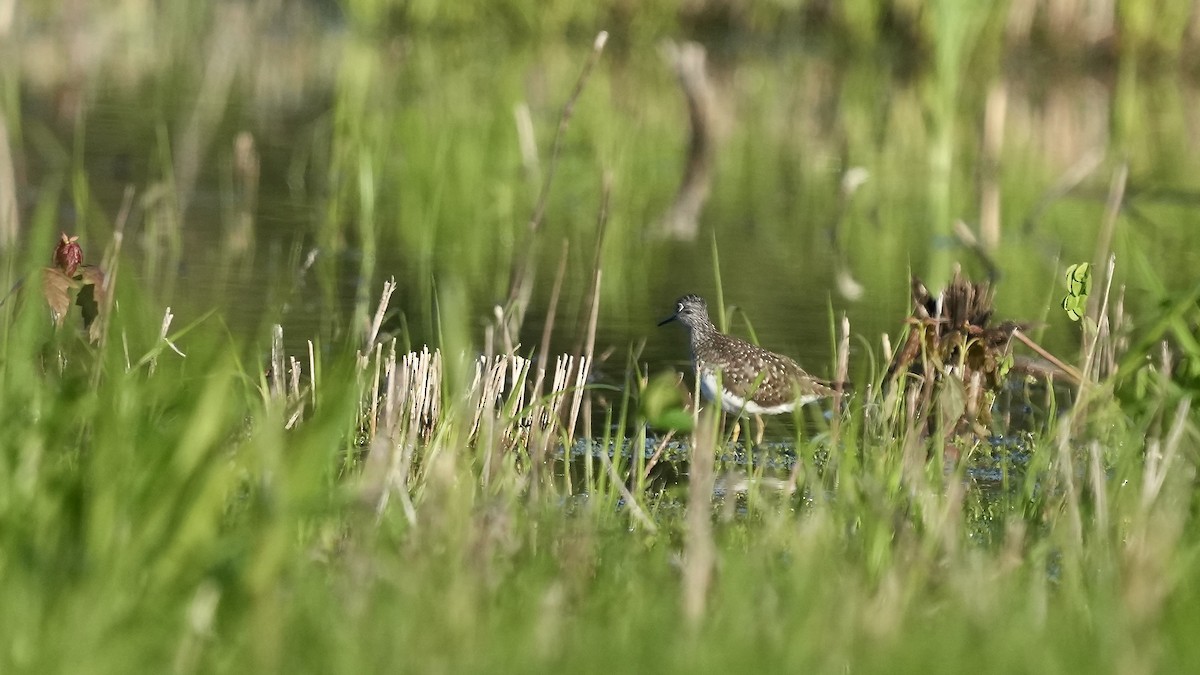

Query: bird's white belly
[699,372,816,416]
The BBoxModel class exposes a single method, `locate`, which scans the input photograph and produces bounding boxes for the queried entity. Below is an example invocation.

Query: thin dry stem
[682,410,717,627]
[1141,397,1192,513]
[364,278,397,356]
[93,185,134,358]
[513,102,539,180]
[979,81,1008,251]
[1012,330,1083,384]
[566,174,610,446]
[269,323,286,399]
[504,31,608,330]
[0,110,18,249]
[642,429,676,481]
[830,314,850,446]
[529,239,570,438]
[368,341,383,440]
[1080,254,1118,389]
[597,438,657,533]
[307,340,318,408]
[1091,163,1127,301]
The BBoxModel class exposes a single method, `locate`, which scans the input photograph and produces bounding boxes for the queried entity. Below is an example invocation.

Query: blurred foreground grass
[2,232,1200,674]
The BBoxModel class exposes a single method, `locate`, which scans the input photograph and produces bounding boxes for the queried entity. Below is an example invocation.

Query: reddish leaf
[42,267,77,327]
[43,235,109,343]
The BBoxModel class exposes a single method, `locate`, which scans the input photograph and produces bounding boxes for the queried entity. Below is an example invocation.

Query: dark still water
[10,20,1200,384]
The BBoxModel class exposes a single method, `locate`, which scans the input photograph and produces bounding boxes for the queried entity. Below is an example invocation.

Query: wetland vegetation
[3,1,1200,673]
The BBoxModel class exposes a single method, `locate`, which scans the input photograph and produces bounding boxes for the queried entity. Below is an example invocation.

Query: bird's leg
[754,415,765,446]
[729,418,741,446]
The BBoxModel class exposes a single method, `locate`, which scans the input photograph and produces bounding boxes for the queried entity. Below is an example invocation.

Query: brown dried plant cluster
[885,268,1026,440]
[43,233,109,343]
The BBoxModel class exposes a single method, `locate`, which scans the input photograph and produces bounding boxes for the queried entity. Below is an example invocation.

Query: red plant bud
[54,233,83,277]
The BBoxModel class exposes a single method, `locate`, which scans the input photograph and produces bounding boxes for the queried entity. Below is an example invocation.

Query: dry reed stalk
[596,427,657,534]
[358,343,604,490]
[540,354,580,455]
[401,347,440,440]
[174,3,248,216]
[374,349,430,521]
[0,111,18,249]
[0,0,12,37]
[269,323,286,399]
[566,175,610,446]
[391,345,411,435]
[1012,330,1083,384]
[307,340,317,409]
[527,241,572,478]
[528,31,607,237]
[682,410,717,627]
[382,341,398,436]
[513,102,539,180]
[289,355,301,400]
[505,355,530,436]
[979,81,1008,251]
[1116,401,1194,675]
[1089,164,1127,317]
[469,353,529,482]
[521,359,548,470]
[564,353,591,449]
[830,314,850,446]
[531,240,570,411]
[468,355,507,441]
[367,341,383,441]
[363,278,396,359]
[504,31,608,333]
[1080,254,1118,389]
[641,429,676,481]
[1140,396,1191,514]
[285,356,304,429]
[149,306,184,375]
[470,354,533,456]
[92,186,134,358]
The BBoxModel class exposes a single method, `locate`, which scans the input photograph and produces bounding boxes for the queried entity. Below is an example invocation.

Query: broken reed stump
[355,343,592,453]
[885,268,1026,442]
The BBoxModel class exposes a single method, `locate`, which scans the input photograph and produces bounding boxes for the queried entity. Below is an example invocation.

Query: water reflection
[7,12,1198,376]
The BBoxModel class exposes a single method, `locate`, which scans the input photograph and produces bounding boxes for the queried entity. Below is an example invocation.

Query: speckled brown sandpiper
[659,294,834,442]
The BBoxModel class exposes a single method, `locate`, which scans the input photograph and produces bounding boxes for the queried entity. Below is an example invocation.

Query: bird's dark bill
[657,314,678,326]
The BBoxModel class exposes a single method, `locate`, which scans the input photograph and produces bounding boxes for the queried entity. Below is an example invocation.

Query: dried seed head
[54,233,83,277]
